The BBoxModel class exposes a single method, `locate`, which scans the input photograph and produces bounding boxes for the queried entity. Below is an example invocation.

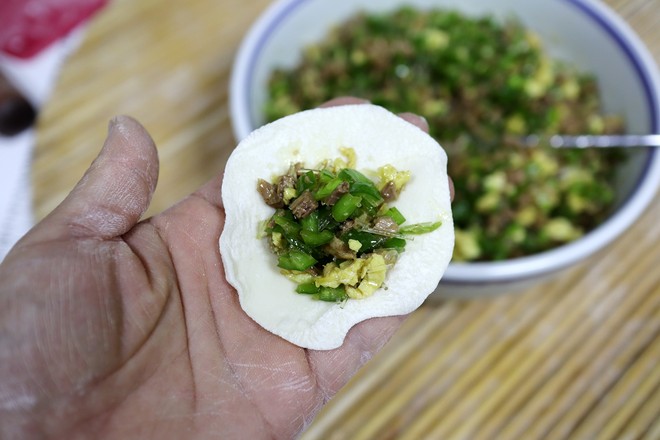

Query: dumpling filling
[257,148,441,303]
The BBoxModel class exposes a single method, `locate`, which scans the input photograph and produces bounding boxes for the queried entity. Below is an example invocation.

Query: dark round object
[0,95,37,136]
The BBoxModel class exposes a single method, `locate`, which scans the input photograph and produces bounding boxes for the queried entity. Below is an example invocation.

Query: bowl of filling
[230,0,660,296]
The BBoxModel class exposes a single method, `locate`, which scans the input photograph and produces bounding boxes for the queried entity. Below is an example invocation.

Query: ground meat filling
[380,180,398,202]
[290,190,318,218]
[371,216,399,235]
[323,236,357,260]
[257,179,284,208]
[277,175,296,201]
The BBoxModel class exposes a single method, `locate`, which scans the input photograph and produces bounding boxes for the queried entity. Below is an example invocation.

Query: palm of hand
[0,115,403,439]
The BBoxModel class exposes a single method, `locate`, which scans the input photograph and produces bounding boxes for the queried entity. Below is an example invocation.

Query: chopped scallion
[400,221,442,235]
[385,207,406,225]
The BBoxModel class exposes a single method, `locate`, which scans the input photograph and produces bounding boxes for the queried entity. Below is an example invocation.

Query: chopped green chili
[316,286,349,303]
[272,212,301,236]
[296,282,320,294]
[301,229,334,246]
[300,211,320,232]
[332,193,362,222]
[277,250,317,271]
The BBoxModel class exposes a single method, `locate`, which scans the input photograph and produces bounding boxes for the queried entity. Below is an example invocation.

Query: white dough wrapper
[220,104,454,350]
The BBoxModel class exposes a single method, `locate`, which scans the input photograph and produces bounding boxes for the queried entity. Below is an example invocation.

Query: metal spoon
[524,134,660,148]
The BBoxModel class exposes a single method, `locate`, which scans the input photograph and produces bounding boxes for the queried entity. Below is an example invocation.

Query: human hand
[0,98,446,439]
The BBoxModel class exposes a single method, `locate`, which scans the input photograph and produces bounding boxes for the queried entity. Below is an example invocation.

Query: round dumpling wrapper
[220,104,454,350]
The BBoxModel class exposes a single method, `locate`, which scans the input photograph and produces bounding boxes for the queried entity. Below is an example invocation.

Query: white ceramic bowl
[230,0,660,296]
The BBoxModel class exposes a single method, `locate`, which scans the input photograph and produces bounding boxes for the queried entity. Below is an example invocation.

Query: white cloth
[0,30,84,260]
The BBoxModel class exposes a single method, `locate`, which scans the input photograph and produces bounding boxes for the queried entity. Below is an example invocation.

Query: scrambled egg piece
[314,253,388,299]
[377,164,411,192]
[346,254,387,299]
[315,259,365,289]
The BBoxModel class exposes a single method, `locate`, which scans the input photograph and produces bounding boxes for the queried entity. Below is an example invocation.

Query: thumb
[33,115,159,241]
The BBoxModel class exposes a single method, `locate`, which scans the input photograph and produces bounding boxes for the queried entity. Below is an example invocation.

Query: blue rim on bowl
[230,0,660,286]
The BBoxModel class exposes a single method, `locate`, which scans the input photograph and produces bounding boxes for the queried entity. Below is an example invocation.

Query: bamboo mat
[32,0,660,439]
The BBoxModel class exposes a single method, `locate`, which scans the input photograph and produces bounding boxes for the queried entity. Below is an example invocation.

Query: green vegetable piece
[332,193,362,222]
[385,207,406,225]
[272,213,301,236]
[277,250,317,271]
[349,180,382,199]
[349,181,384,212]
[317,206,339,231]
[301,229,334,247]
[400,221,442,235]
[383,237,406,252]
[331,169,383,215]
[283,234,313,255]
[316,286,348,302]
[319,169,336,184]
[300,211,319,232]
[342,230,387,253]
[339,168,372,185]
[296,170,317,194]
[315,177,344,200]
[296,282,320,294]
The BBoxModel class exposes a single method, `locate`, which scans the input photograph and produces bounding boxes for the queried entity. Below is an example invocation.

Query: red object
[0,0,109,59]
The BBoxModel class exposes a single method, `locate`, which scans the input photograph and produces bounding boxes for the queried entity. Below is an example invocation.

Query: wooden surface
[33,0,660,438]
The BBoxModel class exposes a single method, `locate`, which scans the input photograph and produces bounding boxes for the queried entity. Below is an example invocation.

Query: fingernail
[411,113,428,127]
[399,112,429,132]
[109,114,125,130]
[344,97,370,104]
[107,115,134,138]
[103,116,128,154]
[319,96,371,108]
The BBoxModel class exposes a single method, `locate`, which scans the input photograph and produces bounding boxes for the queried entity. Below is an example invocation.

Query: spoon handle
[524,134,660,148]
